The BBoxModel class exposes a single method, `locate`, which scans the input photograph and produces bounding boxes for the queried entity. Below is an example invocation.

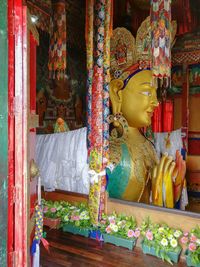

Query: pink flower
[43,206,48,213]
[109,219,116,225]
[71,215,80,221]
[180,236,189,244]
[50,207,57,213]
[189,242,197,252]
[127,230,135,238]
[190,235,197,243]
[146,230,153,241]
[184,232,189,237]
[106,226,111,234]
[134,230,140,238]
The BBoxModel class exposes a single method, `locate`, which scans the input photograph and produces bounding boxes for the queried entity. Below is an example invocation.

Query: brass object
[30,159,40,179]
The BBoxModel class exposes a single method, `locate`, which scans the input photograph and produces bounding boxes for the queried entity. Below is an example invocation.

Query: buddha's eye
[140,91,152,96]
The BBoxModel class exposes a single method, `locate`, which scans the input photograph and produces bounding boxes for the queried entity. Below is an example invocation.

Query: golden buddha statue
[107,23,185,208]
[107,67,160,204]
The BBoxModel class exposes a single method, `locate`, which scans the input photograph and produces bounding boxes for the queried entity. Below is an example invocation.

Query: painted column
[0,1,8,266]
[86,0,112,224]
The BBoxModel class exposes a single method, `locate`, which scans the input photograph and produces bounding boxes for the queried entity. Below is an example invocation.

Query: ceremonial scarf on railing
[86,0,113,225]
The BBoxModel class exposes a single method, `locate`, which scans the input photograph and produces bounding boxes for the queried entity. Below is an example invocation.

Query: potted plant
[99,212,139,250]
[43,200,63,229]
[140,218,182,264]
[61,202,91,237]
[181,226,200,267]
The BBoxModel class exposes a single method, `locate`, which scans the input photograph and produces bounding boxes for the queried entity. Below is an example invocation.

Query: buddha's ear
[110,79,124,114]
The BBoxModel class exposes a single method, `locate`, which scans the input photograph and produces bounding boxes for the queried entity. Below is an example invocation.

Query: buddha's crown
[110,16,177,81]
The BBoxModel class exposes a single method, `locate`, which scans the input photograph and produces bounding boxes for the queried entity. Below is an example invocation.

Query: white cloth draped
[35,127,89,194]
[153,128,183,160]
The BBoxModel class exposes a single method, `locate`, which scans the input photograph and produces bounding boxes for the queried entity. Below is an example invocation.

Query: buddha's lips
[147,111,153,117]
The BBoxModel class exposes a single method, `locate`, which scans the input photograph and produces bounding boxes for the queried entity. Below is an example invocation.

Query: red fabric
[152,102,162,132]
[162,100,173,132]
[152,100,174,133]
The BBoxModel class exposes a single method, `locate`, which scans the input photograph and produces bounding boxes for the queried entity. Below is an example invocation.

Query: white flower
[158,227,164,233]
[161,238,168,247]
[168,234,173,240]
[117,221,123,226]
[110,223,118,232]
[170,238,178,248]
[80,211,89,219]
[174,230,182,238]
[83,215,90,220]
[196,239,200,245]
[64,215,69,222]
[112,225,119,232]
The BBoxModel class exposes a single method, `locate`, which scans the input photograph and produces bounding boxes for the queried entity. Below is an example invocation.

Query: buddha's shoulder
[109,137,158,165]
[109,138,129,165]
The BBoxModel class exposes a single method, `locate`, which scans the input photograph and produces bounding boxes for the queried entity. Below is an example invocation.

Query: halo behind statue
[110,27,136,78]
[110,16,177,78]
[135,16,151,65]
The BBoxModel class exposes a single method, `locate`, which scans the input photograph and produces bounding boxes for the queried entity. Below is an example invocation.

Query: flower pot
[43,217,61,229]
[103,233,136,250]
[185,250,200,267]
[142,243,181,263]
[62,223,90,237]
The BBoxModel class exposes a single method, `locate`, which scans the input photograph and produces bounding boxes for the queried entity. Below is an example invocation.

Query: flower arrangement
[140,218,183,264]
[99,212,139,240]
[42,200,91,228]
[42,200,92,235]
[181,226,200,267]
[99,212,139,250]
[43,200,64,219]
[42,200,67,229]
[61,202,91,229]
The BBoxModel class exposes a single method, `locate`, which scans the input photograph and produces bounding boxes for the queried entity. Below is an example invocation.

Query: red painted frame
[7,1,29,266]
[29,33,37,217]
[7,0,15,265]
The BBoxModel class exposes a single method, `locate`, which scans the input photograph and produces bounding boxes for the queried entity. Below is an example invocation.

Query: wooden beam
[42,189,88,204]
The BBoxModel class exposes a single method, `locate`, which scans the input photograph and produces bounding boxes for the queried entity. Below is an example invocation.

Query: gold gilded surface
[109,70,159,203]
[108,25,187,209]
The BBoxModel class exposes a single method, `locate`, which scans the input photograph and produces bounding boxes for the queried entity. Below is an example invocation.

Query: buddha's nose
[151,94,159,107]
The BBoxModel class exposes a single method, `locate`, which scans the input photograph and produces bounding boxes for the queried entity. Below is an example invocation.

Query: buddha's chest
[107,140,158,200]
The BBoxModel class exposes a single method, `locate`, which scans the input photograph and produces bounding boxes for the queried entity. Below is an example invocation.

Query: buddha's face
[121,70,158,128]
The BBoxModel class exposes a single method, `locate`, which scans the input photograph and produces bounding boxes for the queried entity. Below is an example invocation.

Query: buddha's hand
[152,153,175,207]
